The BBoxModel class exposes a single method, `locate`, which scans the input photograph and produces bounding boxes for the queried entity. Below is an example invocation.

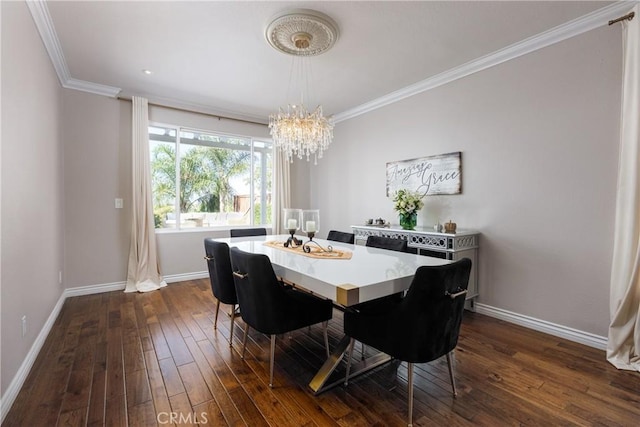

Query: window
[149,124,272,230]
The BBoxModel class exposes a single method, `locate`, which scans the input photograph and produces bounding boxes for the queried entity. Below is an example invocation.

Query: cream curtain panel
[273,147,291,234]
[608,5,640,371]
[125,96,167,293]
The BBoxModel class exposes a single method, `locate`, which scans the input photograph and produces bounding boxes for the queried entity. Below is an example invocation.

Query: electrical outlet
[21,315,27,337]
[115,198,123,209]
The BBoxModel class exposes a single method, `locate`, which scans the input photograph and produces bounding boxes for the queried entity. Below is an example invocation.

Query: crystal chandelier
[269,100,334,165]
[265,10,339,164]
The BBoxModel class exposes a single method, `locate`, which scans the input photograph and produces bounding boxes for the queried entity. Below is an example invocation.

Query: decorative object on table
[266,10,339,164]
[283,208,303,247]
[301,209,333,253]
[386,152,462,197]
[444,220,457,233]
[434,222,443,232]
[392,189,424,230]
[366,218,374,225]
[264,240,352,259]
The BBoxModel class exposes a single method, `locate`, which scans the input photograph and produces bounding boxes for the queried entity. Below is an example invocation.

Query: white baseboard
[1,292,66,422]
[64,280,126,297]
[163,271,208,283]
[474,303,607,350]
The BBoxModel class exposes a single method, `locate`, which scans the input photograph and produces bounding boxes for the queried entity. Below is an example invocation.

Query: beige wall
[1,1,64,395]
[62,97,272,287]
[307,25,622,337]
[62,91,132,287]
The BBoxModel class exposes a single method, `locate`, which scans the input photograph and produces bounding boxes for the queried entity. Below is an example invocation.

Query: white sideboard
[351,225,479,308]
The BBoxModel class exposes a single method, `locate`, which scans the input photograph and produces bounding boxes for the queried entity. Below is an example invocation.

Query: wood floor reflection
[4,279,639,426]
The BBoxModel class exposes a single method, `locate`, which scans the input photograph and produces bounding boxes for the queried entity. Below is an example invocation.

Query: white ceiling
[43,1,616,124]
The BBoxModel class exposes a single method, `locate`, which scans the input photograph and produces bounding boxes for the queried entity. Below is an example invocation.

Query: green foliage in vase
[392,189,424,216]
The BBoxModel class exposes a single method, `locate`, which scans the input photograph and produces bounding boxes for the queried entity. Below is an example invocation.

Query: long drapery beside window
[125,96,167,293]
[273,147,291,234]
[608,4,640,371]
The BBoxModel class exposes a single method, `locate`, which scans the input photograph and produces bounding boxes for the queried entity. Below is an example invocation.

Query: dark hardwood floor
[3,279,639,426]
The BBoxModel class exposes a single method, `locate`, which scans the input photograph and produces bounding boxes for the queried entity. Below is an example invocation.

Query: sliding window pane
[179,130,252,227]
[253,141,273,226]
[149,126,177,229]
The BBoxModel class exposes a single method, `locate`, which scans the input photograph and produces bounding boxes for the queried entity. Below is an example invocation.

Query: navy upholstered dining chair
[229,247,333,388]
[327,230,355,244]
[365,235,408,252]
[204,239,239,347]
[343,258,472,427]
[229,228,267,238]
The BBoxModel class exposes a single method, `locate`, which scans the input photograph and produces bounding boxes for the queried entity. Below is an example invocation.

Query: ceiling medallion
[266,9,339,164]
[265,9,339,57]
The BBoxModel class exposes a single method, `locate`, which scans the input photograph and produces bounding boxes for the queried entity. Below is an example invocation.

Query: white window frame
[149,121,273,233]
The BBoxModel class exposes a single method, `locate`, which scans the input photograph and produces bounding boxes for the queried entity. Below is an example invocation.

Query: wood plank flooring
[3,279,639,426]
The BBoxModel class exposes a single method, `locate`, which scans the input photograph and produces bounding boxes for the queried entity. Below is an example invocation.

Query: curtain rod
[117,95,267,126]
[609,11,635,26]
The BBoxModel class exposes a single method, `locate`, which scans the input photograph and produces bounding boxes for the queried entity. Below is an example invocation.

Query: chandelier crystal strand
[269,104,334,165]
[266,10,338,164]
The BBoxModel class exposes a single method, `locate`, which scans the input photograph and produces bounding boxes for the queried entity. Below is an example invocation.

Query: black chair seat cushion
[230,247,332,336]
[344,259,471,363]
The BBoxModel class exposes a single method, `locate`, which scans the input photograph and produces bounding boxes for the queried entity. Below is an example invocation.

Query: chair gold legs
[228,304,236,347]
[213,300,221,330]
[407,362,414,427]
[446,351,457,396]
[269,335,276,388]
[343,349,457,427]
[241,323,250,359]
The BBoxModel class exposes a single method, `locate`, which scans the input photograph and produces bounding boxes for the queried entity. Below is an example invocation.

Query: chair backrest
[230,247,333,358]
[365,235,408,253]
[229,247,294,335]
[204,239,237,305]
[398,258,472,362]
[229,228,267,238]
[327,230,355,244]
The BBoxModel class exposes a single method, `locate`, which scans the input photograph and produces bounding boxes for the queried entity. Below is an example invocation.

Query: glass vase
[399,212,417,230]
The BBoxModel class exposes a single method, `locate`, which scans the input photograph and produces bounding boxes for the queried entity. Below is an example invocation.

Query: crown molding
[119,91,269,125]
[27,0,637,122]
[64,78,121,98]
[333,1,639,124]
[26,0,121,98]
[25,0,69,85]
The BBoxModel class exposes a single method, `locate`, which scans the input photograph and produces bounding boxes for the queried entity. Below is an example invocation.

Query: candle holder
[283,208,303,248]
[301,209,333,253]
[285,229,303,248]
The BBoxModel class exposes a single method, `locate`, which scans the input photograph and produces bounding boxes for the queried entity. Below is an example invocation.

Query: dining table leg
[308,335,391,395]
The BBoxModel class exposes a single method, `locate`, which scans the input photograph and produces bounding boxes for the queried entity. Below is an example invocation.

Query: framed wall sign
[386,151,462,197]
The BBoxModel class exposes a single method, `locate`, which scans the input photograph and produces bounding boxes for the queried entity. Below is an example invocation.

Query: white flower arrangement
[392,189,424,215]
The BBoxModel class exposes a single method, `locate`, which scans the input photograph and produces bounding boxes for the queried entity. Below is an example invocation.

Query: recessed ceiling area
[43,1,614,123]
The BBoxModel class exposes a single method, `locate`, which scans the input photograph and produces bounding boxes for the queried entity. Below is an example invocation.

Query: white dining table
[216,234,450,306]
[215,234,452,393]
